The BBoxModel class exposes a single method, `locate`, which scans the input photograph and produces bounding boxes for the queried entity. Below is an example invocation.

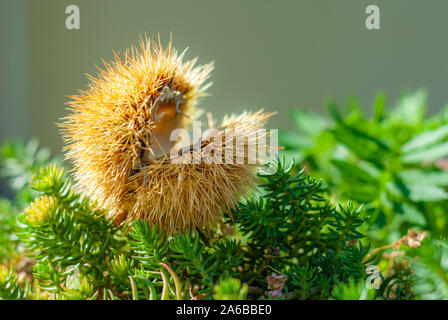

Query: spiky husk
[61,38,273,234]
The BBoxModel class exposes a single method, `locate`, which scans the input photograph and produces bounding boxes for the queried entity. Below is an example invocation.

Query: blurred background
[1,0,447,155]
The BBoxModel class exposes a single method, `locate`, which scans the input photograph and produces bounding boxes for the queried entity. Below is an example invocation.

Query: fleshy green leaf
[402,141,448,164]
[399,203,426,226]
[291,109,329,136]
[397,169,448,187]
[402,126,448,153]
[390,89,427,124]
[278,130,313,150]
[388,182,448,202]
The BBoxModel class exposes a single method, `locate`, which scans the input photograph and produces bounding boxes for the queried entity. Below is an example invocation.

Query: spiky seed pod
[61,38,274,234]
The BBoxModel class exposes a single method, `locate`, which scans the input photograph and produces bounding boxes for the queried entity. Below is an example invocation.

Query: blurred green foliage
[281,89,448,244]
[280,89,448,299]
